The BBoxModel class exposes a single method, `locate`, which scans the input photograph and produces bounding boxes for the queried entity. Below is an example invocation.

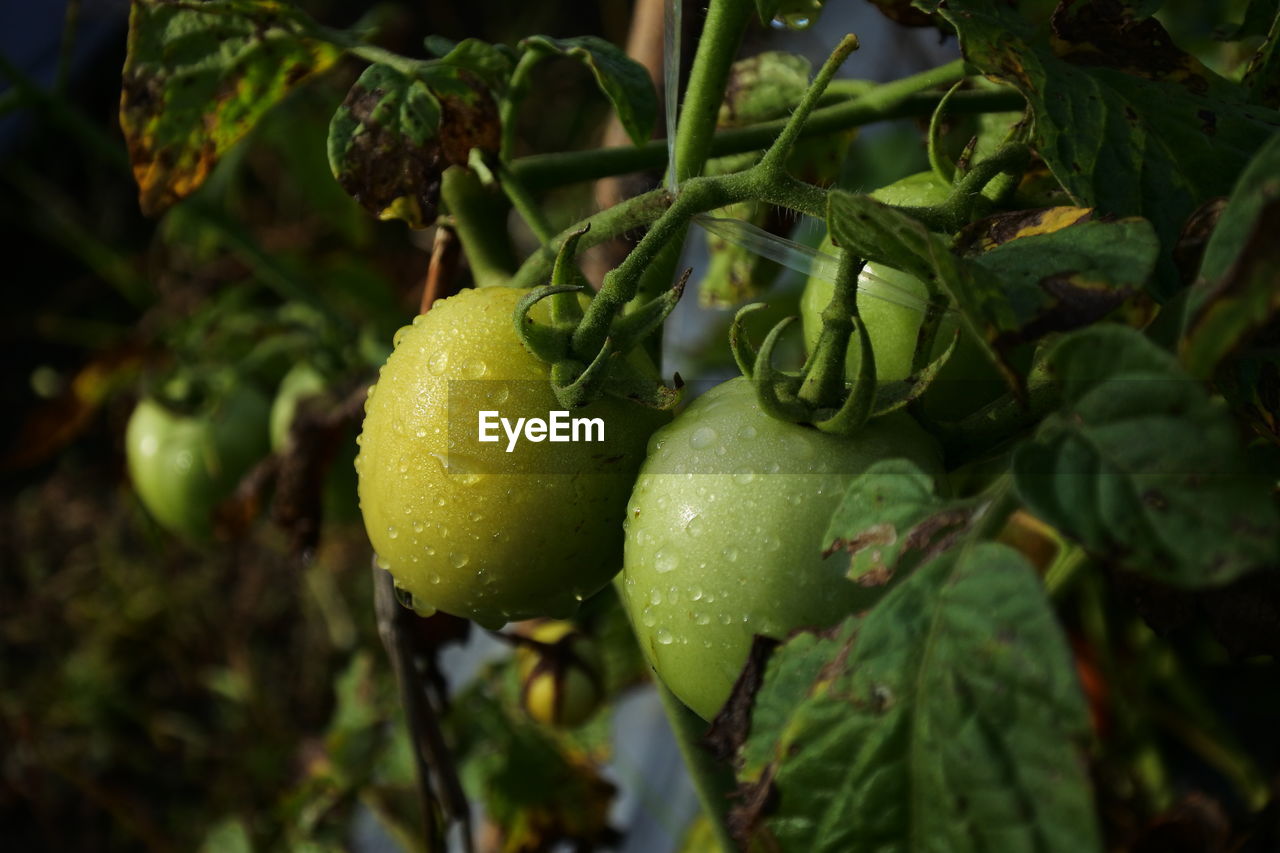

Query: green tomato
[269,362,328,452]
[516,620,605,728]
[800,172,1008,421]
[355,286,668,628]
[270,362,360,523]
[619,377,944,719]
[125,386,271,541]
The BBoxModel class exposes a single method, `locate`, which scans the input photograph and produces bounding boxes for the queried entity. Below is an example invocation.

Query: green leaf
[921,0,1280,298]
[1180,131,1280,377]
[734,543,1099,853]
[967,213,1160,345]
[827,192,1157,387]
[1013,325,1280,586]
[449,679,616,851]
[520,35,657,146]
[823,458,980,586]
[199,817,253,853]
[434,37,517,92]
[1245,4,1280,106]
[121,0,343,215]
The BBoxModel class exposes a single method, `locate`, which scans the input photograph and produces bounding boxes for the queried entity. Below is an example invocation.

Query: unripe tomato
[269,362,328,452]
[800,172,1007,421]
[516,620,605,727]
[270,362,360,523]
[619,378,944,719]
[125,385,271,541]
[355,286,667,628]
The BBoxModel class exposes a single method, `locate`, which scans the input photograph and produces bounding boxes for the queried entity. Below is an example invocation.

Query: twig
[420,226,461,314]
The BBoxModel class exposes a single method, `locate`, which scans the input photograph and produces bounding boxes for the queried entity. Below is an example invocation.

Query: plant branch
[670,0,754,182]
[499,48,543,162]
[439,167,519,288]
[655,683,738,853]
[511,64,1020,189]
[497,165,557,245]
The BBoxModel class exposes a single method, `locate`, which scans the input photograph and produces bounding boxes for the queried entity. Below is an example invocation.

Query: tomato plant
[619,377,943,719]
[126,385,270,541]
[41,0,1279,849]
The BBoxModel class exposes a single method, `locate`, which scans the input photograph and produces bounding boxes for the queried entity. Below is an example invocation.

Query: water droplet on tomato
[684,514,704,537]
[733,467,755,485]
[722,546,739,563]
[428,351,448,374]
[655,549,679,573]
[462,358,487,379]
[656,627,674,645]
[449,551,469,569]
[387,526,399,540]
[689,426,717,450]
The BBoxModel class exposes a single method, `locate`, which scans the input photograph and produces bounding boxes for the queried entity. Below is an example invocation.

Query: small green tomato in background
[270,362,360,523]
[355,286,668,628]
[619,378,944,720]
[125,385,271,542]
[799,171,1007,421]
[516,620,605,728]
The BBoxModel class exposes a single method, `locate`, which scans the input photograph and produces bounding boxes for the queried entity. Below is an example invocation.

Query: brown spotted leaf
[823,458,979,587]
[920,0,1280,298]
[326,63,498,228]
[733,543,1098,852]
[1013,325,1280,586]
[1180,130,1280,379]
[827,192,1158,390]
[120,0,343,215]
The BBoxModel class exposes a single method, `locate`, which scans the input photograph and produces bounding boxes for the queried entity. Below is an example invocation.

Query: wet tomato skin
[619,377,944,719]
[355,286,667,628]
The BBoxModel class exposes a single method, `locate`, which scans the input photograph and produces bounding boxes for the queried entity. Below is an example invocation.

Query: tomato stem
[440,167,519,288]
[629,0,757,327]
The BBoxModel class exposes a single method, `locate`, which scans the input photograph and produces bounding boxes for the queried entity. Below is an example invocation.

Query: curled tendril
[514,229,684,410]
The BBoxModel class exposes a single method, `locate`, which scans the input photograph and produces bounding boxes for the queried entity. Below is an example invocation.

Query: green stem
[671,0,755,183]
[510,187,675,289]
[632,0,754,316]
[440,167,519,288]
[511,64,1017,190]
[497,165,556,244]
[757,35,859,175]
[499,49,543,163]
[798,242,862,409]
[655,683,738,853]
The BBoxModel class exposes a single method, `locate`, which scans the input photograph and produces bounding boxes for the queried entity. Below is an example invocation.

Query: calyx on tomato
[799,171,1008,421]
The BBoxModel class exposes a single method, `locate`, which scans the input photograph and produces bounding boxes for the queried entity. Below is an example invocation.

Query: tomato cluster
[125,174,1010,721]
